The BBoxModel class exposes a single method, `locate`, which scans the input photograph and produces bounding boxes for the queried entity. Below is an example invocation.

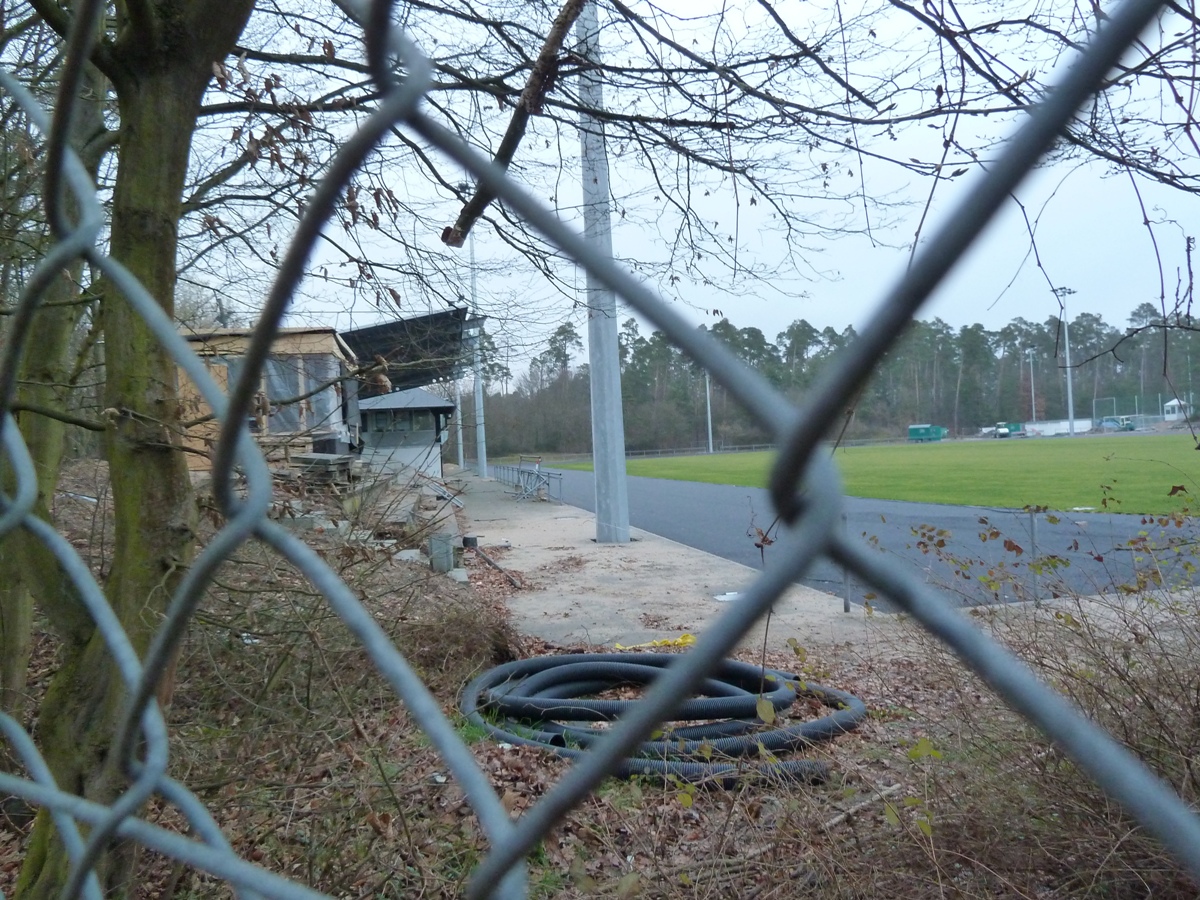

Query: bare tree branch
[12,402,104,432]
[441,0,585,248]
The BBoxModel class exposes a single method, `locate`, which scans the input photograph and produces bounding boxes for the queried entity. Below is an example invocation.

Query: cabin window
[265,358,302,433]
[303,355,341,431]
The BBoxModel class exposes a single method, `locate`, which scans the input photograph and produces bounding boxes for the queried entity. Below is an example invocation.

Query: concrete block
[428,532,455,573]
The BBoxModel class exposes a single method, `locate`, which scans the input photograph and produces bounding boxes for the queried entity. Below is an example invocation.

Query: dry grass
[4,462,1200,898]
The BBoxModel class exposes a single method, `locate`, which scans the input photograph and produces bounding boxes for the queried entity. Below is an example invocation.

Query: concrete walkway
[448,468,901,654]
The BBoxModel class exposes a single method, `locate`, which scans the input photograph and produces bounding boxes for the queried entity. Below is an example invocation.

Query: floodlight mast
[1027,348,1036,424]
[455,380,465,468]
[1065,321,1075,436]
[457,181,488,478]
[471,231,488,478]
[577,0,630,543]
[705,371,714,453]
[1054,287,1077,436]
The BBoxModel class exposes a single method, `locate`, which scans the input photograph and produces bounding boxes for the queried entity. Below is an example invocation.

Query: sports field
[559,434,1200,514]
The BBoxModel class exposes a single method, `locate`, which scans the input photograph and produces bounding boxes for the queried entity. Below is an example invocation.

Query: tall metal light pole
[1027,348,1036,423]
[705,371,714,453]
[454,380,464,468]
[1054,287,1077,436]
[1064,316,1076,436]
[470,231,488,478]
[457,182,488,478]
[577,0,630,543]
[1188,342,1193,412]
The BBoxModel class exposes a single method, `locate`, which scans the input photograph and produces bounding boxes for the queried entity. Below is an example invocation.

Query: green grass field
[558,434,1200,514]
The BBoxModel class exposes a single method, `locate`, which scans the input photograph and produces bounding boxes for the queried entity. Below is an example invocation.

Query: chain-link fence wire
[2,0,1199,897]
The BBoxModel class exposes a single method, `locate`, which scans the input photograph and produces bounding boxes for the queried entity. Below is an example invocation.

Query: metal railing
[624,444,711,458]
[624,442,776,458]
[3,1,1200,899]
[492,459,564,502]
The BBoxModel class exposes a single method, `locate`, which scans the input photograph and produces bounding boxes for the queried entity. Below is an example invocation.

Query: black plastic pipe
[460,653,867,784]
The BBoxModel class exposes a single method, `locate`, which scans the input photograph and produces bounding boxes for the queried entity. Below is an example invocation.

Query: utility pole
[577,0,629,543]
[457,181,489,478]
[705,370,714,454]
[454,380,464,469]
[1054,287,1077,436]
[1064,320,1076,435]
[1027,348,1036,423]
[470,230,488,478]
[1188,343,1193,414]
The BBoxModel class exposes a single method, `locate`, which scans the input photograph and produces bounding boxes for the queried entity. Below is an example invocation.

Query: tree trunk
[0,65,108,721]
[16,67,200,900]
[0,272,95,706]
[17,3,255,894]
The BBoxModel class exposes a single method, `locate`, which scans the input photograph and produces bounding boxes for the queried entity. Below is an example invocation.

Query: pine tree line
[474,303,1198,456]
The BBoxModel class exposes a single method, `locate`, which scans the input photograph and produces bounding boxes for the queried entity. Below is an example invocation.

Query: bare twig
[473,546,523,589]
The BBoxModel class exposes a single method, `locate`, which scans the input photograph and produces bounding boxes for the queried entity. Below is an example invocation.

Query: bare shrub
[897,590,1200,897]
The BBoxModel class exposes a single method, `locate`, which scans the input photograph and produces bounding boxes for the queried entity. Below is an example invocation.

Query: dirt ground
[450,468,908,656]
[6,461,1192,899]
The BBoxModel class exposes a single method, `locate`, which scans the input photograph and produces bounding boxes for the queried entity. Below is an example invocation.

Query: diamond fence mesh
[2,0,1199,897]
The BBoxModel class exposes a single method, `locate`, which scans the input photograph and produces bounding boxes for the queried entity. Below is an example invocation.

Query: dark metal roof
[340,307,479,391]
[358,387,455,413]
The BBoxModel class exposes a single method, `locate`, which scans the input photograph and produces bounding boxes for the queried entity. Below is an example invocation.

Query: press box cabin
[179,327,360,469]
[357,387,455,478]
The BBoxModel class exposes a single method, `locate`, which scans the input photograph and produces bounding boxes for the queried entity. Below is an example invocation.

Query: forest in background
[475,302,1198,456]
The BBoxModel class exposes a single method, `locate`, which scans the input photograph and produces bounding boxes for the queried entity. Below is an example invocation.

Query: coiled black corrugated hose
[460,653,867,784]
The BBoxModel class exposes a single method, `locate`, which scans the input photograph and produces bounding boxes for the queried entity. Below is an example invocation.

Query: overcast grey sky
[736,159,1190,335]
[310,136,1194,364]
[578,158,1193,358]
[298,0,1197,364]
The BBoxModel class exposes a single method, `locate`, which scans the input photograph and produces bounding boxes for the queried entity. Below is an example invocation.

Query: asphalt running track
[552,469,1200,610]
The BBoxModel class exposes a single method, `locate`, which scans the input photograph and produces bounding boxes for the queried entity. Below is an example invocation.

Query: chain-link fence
[2,0,1199,897]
